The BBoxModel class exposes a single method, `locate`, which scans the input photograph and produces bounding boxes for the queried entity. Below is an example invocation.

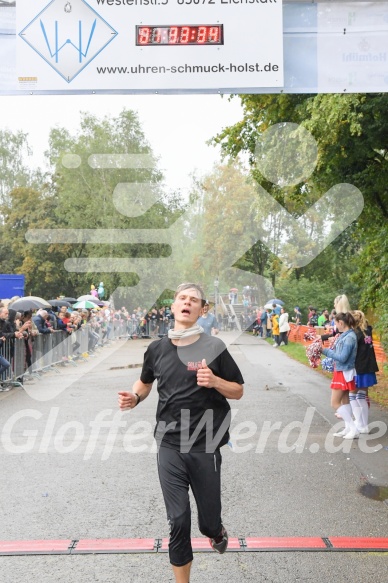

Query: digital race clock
[136,25,224,46]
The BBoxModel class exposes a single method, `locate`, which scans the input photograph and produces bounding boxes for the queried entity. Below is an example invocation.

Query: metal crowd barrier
[112,319,127,339]
[109,317,174,339]
[0,316,177,391]
[0,325,116,389]
[0,338,15,384]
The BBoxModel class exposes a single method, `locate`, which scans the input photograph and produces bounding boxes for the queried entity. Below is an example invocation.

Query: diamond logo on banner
[19,0,118,83]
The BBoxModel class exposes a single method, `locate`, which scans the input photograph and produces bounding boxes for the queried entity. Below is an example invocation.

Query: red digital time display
[136,25,224,46]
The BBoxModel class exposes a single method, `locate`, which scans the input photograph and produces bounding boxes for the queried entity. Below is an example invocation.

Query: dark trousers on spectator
[0,354,10,380]
[279,331,289,345]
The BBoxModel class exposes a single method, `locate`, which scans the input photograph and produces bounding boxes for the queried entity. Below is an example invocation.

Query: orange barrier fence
[288,324,387,364]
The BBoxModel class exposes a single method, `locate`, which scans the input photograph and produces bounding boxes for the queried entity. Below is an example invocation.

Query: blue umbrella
[267,298,284,305]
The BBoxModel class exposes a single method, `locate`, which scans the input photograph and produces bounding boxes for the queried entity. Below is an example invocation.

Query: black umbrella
[48,299,72,308]
[8,297,47,312]
[61,297,78,304]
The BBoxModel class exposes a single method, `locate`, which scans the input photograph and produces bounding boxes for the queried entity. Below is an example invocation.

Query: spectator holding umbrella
[18,311,37,373]
[229,288,238,304]
[265,309,272,338]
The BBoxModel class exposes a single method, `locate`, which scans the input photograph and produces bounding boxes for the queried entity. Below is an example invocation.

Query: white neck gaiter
[168,324,204,340]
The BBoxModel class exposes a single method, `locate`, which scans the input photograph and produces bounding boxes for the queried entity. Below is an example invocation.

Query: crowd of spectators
[0,292,187,390]
[239,301,346,347]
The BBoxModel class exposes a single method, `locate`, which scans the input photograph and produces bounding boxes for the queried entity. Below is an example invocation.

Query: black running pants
[157,446,223,566]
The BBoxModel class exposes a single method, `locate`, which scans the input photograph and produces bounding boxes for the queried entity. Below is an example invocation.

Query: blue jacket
[32,315,51,334]
[322,329,357,371]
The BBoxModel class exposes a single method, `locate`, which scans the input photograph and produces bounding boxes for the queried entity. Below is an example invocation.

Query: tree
[1,187,68,298]
[45,109,186,303]
[211,93,388,323]
[184,162,278,301]
[0,129,33,206]
[1,109,188,305]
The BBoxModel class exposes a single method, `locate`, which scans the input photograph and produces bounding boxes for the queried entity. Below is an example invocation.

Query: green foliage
[0,109,187,301]
[354,230,388,352]
[1,95,387,326]
[274,274,361,324]
[45,109,186,298]
[0,129,33,205]
[211,93,388,334]
[1,187,67,298]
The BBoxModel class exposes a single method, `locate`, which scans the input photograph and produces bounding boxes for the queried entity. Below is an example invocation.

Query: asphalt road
[0,333,387,583]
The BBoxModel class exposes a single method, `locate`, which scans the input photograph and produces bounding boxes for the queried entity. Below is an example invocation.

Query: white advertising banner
[16,0,284,91]
[317,2,388,92]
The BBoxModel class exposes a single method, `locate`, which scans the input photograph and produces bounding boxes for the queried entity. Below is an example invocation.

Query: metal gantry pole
[214,278,219,325]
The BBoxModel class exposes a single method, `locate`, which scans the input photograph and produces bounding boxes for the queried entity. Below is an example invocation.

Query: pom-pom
[306,337,323,368]
[321,357,334,372]
[303,327,316,342]
[327,334,339,348]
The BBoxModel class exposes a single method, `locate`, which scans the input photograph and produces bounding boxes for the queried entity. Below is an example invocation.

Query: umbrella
[72,300,98,310]
[77,295,100,303]
[266,298,284,305]
[230,288,238,292]
[23,295,51,307]
[48,299,72,308]
[264,302,283,310]
[61,297,78,304]
[8,297,45,312]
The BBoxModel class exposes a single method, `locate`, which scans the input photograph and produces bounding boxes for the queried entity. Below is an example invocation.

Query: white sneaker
[357,427,369,434]
[343,430,360,439]
[333,429,347,437]
[272,344,278,348]
[280,342,285,346]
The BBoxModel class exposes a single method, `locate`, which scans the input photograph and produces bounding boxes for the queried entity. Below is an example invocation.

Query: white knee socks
[336,404,359,438]
[349,393,363,431]
[356,390,369,431]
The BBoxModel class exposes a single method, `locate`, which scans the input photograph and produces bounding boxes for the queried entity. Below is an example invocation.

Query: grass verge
[263,336,388,409]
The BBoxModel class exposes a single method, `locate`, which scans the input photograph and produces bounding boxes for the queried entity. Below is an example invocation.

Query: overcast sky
[0,93,244,191]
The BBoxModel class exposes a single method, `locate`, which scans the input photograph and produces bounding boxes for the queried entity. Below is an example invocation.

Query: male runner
[197,300,219,336]
[118,282,244,583]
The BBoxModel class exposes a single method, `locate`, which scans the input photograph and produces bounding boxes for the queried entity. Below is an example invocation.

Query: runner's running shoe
[210,527,228,554]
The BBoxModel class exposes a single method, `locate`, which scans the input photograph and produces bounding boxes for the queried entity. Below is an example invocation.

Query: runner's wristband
[134,392,141,406]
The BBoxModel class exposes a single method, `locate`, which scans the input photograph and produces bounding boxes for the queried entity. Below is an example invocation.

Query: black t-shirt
[140,334,244,452]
